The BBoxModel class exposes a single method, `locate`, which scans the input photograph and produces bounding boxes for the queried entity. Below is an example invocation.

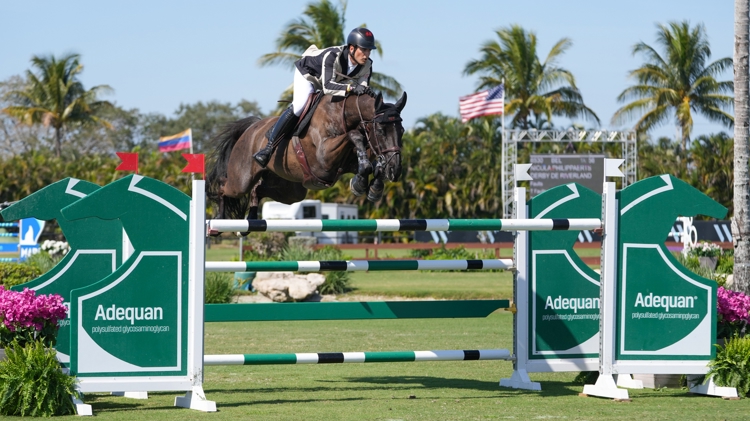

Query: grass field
[77,313,749,420]
[5,239,738,419]
[66,244,746,420]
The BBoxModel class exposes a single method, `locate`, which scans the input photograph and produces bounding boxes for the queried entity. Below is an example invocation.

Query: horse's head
[368,92,406,182]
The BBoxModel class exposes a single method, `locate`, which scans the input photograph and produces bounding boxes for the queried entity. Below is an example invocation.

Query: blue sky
[0,0,735,141]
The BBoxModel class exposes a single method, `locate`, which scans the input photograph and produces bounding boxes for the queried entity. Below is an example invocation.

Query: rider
[253,27,377,168]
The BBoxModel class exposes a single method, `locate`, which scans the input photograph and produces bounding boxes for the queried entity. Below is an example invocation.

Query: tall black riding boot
[253,106,299,168]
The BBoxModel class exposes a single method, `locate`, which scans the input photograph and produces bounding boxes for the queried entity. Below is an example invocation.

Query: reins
[344,95,402,162]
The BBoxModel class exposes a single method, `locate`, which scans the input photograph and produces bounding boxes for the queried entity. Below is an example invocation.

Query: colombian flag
[158,129,192,152]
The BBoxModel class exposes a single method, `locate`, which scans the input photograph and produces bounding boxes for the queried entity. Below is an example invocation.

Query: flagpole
[501,78,505,145]
[501,78,507,218]
[189,129,195,182]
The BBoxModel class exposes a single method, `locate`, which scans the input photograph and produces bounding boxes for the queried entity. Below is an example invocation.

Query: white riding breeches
[292,69,314,116]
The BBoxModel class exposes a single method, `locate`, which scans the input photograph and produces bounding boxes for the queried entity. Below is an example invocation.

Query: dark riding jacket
[295,45,372,97]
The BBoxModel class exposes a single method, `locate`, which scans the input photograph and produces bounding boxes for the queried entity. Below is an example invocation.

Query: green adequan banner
[0,178,124,364]
[528,183,601,362]
[62,175,190,377]
[616,175,727,360]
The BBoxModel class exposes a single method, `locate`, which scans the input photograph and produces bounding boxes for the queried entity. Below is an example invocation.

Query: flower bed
[0,287,68,348]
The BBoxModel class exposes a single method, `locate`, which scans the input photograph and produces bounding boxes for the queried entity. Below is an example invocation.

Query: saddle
[293,91,324,138]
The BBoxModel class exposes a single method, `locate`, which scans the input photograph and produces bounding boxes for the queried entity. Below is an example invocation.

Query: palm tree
[612,21,734,152]
[1,53,113,157]
[463,24,599,129]
[258,0,402,113]
[689,132,734,215]
[733,1,750,294]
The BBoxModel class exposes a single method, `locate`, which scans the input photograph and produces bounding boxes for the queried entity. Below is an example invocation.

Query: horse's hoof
[367,188,383,202]
[208,229,221,237]
[350,177,366,197]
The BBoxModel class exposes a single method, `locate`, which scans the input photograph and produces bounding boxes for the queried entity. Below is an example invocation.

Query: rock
[252,271,326,302]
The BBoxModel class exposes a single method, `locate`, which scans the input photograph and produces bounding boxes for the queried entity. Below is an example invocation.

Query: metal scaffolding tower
[501,129,637,217]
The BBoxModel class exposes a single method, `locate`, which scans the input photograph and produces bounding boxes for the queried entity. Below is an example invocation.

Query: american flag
[459,84,504,123]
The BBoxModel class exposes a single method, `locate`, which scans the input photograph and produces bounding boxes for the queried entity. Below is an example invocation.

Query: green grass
[75,313,750,420]
[347,271,513,299]
[68,241,735,419]
[206,240,603,261]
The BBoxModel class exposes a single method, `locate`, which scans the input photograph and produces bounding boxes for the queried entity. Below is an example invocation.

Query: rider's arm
[321,48,354,97]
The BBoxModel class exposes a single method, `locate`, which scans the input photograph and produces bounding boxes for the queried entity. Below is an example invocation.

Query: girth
[291,135,347,190]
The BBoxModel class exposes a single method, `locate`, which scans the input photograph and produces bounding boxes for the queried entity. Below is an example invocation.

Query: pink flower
[0,286,68,346]
[717,287,750,324]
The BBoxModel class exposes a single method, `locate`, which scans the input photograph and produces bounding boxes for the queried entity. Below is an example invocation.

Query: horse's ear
[395,92,407,112]
[375,92,383,109]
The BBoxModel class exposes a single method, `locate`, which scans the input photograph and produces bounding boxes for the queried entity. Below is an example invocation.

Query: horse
[206,91,407,223]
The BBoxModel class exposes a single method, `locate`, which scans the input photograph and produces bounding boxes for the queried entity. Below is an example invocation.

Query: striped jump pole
[207,218,601,233]
[206,259,514,272]
[0,233,18,237]
[0,222,18,228]
[0,258,18,263]
[204,349,512,366]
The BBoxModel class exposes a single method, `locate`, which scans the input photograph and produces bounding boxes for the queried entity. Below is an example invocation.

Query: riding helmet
[347,27,377,50]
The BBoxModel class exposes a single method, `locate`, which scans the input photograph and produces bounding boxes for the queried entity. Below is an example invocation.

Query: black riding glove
[351,84,368,96]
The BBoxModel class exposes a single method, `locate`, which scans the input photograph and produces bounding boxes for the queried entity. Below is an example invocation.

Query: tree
[612,21,734,152]
[689,132,734,214]
[1,54,113,157]
[463,24,599,129]
[258,0,402,112]
[140,100,263,152]
[0,76,50,157]
[733,1,750,294]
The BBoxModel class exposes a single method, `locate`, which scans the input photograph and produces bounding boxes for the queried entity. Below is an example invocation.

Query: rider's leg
[253,70,311,167]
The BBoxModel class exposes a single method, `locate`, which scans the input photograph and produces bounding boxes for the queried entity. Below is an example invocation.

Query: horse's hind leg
[240,184,262,237]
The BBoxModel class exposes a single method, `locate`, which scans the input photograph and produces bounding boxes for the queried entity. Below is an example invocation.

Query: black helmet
[347,27,376,50]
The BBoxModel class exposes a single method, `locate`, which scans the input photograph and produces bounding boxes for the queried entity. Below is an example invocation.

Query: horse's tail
[206,116,261,219]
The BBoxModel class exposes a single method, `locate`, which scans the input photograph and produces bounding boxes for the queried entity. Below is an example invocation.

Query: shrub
[244,232,287,259]
[0,263,42,288]
[279,244,351,294]
[204,272,233,304]
[420,245,503,272]
[0,340,79,416]
[312,245,351,294]
[0,287,68,348]
[408,248,432,258]
[673,252,719,281]
[25,250,57,274]
[706,335,750,398]
[686,241,723,258]
[280,243,314,261]
[716,254,734,275]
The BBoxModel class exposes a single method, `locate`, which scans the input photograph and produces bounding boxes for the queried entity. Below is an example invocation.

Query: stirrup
[253,145,273,168]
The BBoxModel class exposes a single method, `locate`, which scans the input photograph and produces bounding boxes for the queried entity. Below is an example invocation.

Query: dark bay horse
[206,92,407,222]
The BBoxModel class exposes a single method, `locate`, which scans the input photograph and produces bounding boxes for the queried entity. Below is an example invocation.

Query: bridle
[343,95,402,176]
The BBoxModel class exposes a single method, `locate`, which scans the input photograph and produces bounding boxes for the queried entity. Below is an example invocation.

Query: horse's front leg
[347,130,372,197]
[367,159,385,203]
